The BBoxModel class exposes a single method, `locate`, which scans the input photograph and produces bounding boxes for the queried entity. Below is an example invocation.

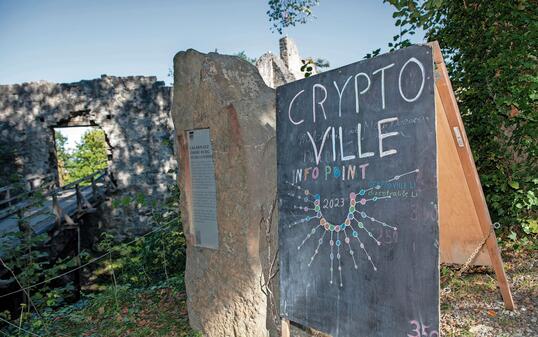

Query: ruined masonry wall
[0,75,176,237]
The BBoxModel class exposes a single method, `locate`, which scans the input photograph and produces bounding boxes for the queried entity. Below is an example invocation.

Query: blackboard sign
[277,45,439,337]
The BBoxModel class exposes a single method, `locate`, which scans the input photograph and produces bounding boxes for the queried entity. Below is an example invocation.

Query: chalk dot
[359,189,365,196]
[314,200,320,206]
[349,250,354,255]
[311,228,316,234]
[305,190,310,195]
[297,246,300,250]
[375,185,381,189]
[304,197,308,202]
[336,240,341,246]
[320,218,326,225]
[349,206,355,213]
[349,192,356,199]
[352,231,358,237]
[345,237,350,244]
[350,199,356,206]
[394,175,400,180]
[314,194,320,199]
[345,219,350,225]
[338,266,341,271]
[330,240,334,246]
[360,198,367,205]
[306,216,311,221]
[316,212,322,218]
[324,223,330,231]
[377,241,381,246]
[329,224,335,231]
[315,205,320,212]
[304,207,308,212]
[340,224,346,230]
[361,212,366,218]
[360,243,364,249]
[318,239,323,244]
[330,254,334,260]
[358,222,364,229]
[334,225,340,232]
[337,254,341,259]
[373,267,377,271]
[348,213,354,220]
[368,256,372,261]
[373,197,378,201]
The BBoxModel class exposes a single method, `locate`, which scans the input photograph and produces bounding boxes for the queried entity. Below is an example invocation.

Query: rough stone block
[172,49,279,337]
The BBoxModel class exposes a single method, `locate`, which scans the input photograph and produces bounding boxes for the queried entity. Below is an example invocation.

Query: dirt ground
[289,247,537,337]
[440,248,537,337]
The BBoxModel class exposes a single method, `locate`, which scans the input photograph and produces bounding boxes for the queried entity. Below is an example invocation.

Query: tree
[54,130,70,185]
[266,1,538,235]
[67,129,108,183]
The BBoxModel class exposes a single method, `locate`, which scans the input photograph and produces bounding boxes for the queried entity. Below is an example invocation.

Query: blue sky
[0,0,425,86]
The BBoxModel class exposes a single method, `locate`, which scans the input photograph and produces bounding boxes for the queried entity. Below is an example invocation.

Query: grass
[1,276,201,337]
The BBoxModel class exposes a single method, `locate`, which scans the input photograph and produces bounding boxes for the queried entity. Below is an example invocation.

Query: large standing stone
[172,50,278,337]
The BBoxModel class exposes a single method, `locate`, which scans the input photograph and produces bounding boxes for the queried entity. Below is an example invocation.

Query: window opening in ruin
[53,126,109,186]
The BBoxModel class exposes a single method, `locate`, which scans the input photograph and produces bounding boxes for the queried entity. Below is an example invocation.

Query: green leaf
[508,231,517,241]
[509,181,520,189]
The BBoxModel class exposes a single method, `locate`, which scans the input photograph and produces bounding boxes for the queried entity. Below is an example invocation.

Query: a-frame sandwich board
[280,41,515,337]
[432,41,515,310]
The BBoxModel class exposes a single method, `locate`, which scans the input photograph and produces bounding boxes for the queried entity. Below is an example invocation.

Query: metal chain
[440,222,499,297]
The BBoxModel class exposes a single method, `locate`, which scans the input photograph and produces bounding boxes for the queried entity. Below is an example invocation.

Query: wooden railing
[0,169,115,224]
[0,174,55,209]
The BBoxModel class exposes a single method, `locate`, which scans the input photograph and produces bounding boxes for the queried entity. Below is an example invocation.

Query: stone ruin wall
[0,75,176,238]
[0,36,308,239]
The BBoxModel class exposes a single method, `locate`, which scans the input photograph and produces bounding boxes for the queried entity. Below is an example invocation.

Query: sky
[55,126,96,151]
[0,0,425,86]
[1,0,425,147]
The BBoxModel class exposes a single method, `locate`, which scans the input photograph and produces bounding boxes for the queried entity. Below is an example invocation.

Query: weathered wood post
[91,175,97,199]
[75,184,82,213]
[52,191,62,226]
[171,50,278,337]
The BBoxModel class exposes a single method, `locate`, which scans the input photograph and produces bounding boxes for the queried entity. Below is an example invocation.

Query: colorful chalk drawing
[284,169,419,287]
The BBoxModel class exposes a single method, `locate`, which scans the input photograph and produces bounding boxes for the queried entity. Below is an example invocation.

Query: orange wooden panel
[437,90,491,265]
[432,40,514,309]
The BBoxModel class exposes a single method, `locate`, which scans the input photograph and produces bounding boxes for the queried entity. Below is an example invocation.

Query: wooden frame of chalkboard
[278,42,514,337]
[431,41,514,310]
